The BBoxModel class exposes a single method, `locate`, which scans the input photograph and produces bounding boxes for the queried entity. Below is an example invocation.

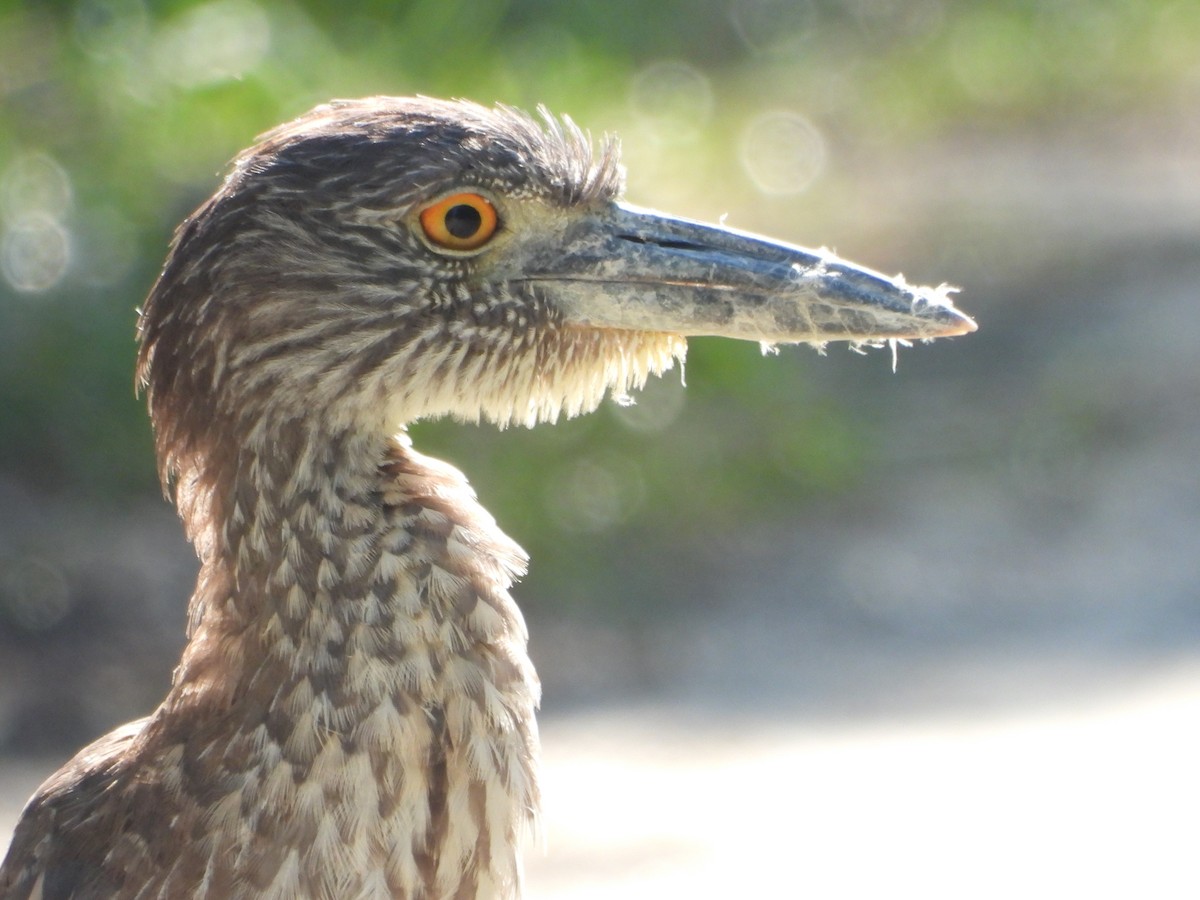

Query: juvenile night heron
[0,97,974,899]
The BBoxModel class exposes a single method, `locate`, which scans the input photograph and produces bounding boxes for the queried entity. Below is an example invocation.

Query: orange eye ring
[418,192,498,252]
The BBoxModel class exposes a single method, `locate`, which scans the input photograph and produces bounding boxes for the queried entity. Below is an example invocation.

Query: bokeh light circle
[740,110,827,196]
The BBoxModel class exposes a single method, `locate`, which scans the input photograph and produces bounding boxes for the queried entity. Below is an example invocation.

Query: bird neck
[150,422,540,897]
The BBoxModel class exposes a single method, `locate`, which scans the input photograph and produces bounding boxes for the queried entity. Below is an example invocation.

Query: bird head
[136,96,974,493]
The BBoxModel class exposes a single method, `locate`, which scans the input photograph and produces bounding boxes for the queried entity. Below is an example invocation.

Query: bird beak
[516,202,975,343]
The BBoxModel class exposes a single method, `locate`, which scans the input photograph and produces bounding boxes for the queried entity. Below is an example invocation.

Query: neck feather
[147,421,539,898]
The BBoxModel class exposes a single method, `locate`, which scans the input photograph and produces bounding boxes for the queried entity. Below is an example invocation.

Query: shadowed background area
[1,1,1198,896]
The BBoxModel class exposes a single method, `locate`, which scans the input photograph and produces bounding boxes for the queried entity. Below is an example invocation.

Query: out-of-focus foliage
[1,0,1196,615]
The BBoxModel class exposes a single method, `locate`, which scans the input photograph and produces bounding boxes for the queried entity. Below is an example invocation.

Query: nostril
[616,233,709,252]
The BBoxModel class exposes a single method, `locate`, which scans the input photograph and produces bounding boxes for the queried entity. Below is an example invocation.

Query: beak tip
[913,283,976,338]
[934,308,978,338]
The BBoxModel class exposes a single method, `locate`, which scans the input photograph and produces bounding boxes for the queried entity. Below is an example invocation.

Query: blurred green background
[3,0,1200,893]
[2,0,1199,816]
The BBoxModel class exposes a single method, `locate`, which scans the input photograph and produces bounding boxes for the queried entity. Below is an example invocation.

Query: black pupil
[444,203,482,239]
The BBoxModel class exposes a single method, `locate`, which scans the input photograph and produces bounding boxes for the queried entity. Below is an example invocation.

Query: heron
[0,97,974,899]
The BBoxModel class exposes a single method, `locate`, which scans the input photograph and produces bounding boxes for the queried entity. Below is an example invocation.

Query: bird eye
[418,192,498,252]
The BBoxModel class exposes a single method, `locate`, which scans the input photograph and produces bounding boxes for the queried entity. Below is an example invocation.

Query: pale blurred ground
[526,671,1200,899]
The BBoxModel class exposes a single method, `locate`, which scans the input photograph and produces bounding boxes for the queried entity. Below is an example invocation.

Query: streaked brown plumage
[0,97,974,899]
